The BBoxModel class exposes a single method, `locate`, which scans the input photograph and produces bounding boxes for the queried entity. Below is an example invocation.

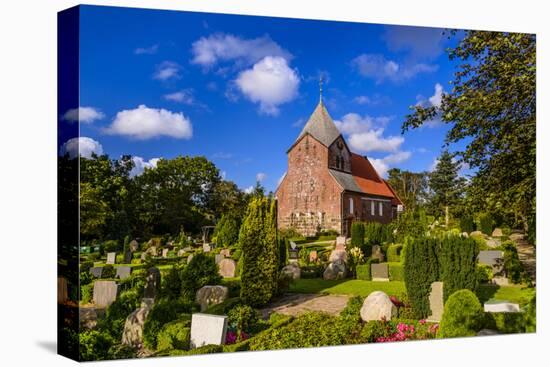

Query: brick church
[275,99,404,237]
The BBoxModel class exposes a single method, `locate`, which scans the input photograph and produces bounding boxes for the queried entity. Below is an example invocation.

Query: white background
[0,0,547,366]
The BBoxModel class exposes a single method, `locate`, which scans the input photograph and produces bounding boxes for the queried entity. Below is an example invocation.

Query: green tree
[429,151,465,227]
[386,168,430,210]
[213,214,240,247]
[439,235,479,301]
[403,32,535,237]
[239,196,279,306]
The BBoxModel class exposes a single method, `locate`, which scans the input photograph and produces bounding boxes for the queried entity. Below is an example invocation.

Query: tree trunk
[445,205,449,228]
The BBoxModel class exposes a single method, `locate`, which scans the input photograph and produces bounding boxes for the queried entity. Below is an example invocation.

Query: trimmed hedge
[439,235,479,301]
[438,289,484,338]
[388,262,404,281]
[351,222,365,249]
[156,318,191,351]
[387,244,403,263]
[356,258,379,280]
[479,213,494,236]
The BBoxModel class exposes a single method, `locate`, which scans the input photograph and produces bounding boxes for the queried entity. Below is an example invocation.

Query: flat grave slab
[190,313,228,349]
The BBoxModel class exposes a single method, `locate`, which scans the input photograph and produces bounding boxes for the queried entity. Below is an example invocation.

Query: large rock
[122,298,154,347]
[281,263,301,280]
[195,285,229,312]
[218,258,236,278]
[323,260,347,280]
[470,231,485,237]
[360,291,397,322]
[329,249,348,263]
[492,228,503,237]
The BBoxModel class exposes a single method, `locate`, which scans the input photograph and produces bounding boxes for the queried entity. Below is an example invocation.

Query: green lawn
[289,279,407,297]
[290,278,535,306]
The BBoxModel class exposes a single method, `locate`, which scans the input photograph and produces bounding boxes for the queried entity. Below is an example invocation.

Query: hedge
[437,289,484,338]
[439,235,479,301]
[479,213,494,236]
[388,262,404,281]
[351,222,365,249]
[387,244,403,263]
[356,258,379,280]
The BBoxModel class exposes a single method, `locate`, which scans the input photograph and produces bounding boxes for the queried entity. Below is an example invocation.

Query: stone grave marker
[90,267,103,278]
[129,240,139,252]
[360,291,397,321]
[123,250,132,264]
[106,252,116,265]
[218,258,236,278]
[58,276,68,304]
[371,263,389,281]
[289,241,297,250]
[484,300,521,313]
[288,248,298,263]
[162,248,169,258]
[215,254,224,264]
[220,249,231,258]
[371,245,385,262]
[144,267,161,299]
[427,281,444,322]
[187,254,194,264]
[93,280,119,308]
[122,298,154,347]
[177,249,186,257]
[492,228,503,237]
[203,243,211,252]
[190,313,228,349]
[323,260,346,280]
[309,250,318,263]
[281,263,301,280]
[195,285,229,311]
[116,266,132,280]
[478,251,504,272]
[336,236,347,250]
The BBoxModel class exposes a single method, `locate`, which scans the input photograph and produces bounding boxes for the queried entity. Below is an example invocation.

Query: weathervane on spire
[319,76,323,104]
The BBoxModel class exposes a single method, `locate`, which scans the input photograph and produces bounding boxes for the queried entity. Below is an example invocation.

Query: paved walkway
[511,233,536,283]
[260,293,350,319]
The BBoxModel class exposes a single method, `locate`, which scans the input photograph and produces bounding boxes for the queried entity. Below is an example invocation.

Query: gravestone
[195,285,229,311]
[177,249,186,257]
[220,249,231,258]
[93,280,119,308]
[360,291,397,322]
[484,300,521,313]
[289,241,297,250]
[122,298,154,347]
[371,245,385,262]
[323,260,347,280]
[190,313,228,349]
[218,258,236,278]
[123,250,132,264]
[215,254,224,264]
[106,252,116,265]
[187,254,194,264]
[329,249,348,263]
[183,246,193,252]
[143,267,161,299]
[478,251,504,272]
[288,248,298,263]
[162,248,169,258]
[371,263,389,281]
[145,246,158,257]
[58,276,68,304]
[140,252,148,261]
[116,266,132,280]
[309,250,318,263]
[470,231,484,237]
[427,281,444,322]
[492,228,503,237]
[336,236,347,250]
[281,263,301,280]
[129,240,139,252]
[90,267,103,278]
[203,243,211,253]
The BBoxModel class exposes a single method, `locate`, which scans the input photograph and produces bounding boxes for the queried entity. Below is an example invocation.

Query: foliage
[476,264,494,284]
[402,32,536,236]
[107,344,137,360]
[161,265,182,299]
[388,262,404,281]
[239,196,279,307]
[300,264,325,279]
[350,221,365,248]
[97,288,141,340]
[80,283,93,304]
[180,253,222,300]
[483,312,526,334]
[156,318,191,351]
[394,208,428,242]
[289,279,406,297]
[386,168,429,211]
[460,215,475,233]
[143,299,194,350]
[228,305,259,339]
[356,260,374,281]
[524,294,536,332]
[438,290,484,338]
[347,246,364,277]
[360,320,396,343]
[439,235,479,301]
[403,236,440,318]
[101,264,115,279]
[387,244,403,263]
[501,241,525,284]
[79,330,114,361]
[213,214,240,248]
[479,213,494,236]
[470,233,488,251]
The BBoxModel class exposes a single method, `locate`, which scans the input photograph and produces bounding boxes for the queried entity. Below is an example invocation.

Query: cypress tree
[439,235,479,301]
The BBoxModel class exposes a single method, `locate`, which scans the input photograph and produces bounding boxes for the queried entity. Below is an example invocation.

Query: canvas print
[57,5,536,361]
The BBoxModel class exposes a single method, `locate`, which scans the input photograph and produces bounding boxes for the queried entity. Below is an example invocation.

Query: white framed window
[349,197,354,214]
[379,202,383,216]
[371,201,375,215]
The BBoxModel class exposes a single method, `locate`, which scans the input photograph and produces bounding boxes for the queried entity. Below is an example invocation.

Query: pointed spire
[319,76,323,104]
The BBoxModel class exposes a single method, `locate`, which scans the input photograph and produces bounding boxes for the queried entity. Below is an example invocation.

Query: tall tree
[429,151,465,227]
[403,31,535,235]
[387,168,430,210]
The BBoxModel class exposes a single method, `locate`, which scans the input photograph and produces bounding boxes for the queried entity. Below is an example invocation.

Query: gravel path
[260,293,350,319]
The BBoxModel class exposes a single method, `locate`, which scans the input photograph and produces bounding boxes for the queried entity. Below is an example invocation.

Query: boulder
[360,291,397,322]
[323,260,347,280]
[486,238,501,248]
[470,231,484,237]
[129,240,139,252]
[218,258,236,278]
[220,249,231,257]
[461,232,469,238]
[492,228,503,237]
[195,285,229,312]
[329,249,348,263]
[281,263,301,280]
[122,298,154,347]
[509,233,525,241]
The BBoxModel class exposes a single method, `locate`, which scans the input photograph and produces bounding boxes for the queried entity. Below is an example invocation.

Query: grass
[289,279,407,297]
[289,278,535,306]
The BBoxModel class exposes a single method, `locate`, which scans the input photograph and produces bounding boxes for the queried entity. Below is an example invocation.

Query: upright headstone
[282,263,301,280]
[143,267,161,299]
[218,258,236,278]
[478,251,504,273]
[129,240,139,252]
[288,248,299,263]
[371,263,389,281]
[371,245,385,262]
[336,236,347,250]
[187,254,194,264]
[427,281,444,322]
[106,252,116,265]
[177,249,186,257]
[90,267,103,278]
[57,276,68,304]
[309,250,318,263]
[162,248,169,258]
[116,266,132,280]
[220,249,231,258]
[123,250,132,264]
[195,285,229,311]
[492,228,503,237]
[203,243,211,253]
[190,313,228,349]
[93,280,119,308]
[323,260,347,280]
[215,254,224,264]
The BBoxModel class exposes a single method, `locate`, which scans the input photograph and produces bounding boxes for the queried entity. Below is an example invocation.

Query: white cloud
[105,105,192,140]
[134,44,159,55]
[244,186,254,194]
[256,172,267,182]
[416,83,445,127]
[153,61,181,81]
[62,106,105,123]
[59,137,103,158]
[130,156,160,177]
[334,113,390,135]
[353,96,372,105]
[191,33,291,69]
[428,83,444,108]
[352,54,437,83]
[212,152,233,159]
[164,89,195,104]
[235,56,300,115]
[348,129,404,153]
[369,151,412,178]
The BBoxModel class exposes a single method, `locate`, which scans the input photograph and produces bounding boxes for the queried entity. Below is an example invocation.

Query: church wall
[340,192,395,235]
[328,136,352,172]
[276,135,343,236]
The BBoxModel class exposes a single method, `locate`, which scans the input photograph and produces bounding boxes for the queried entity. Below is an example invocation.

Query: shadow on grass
[475,284,500,304]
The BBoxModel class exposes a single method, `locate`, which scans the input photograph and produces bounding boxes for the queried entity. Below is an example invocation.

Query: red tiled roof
[350,153,402,205]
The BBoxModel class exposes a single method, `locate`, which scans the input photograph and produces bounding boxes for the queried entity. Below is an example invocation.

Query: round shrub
[476,264,493,284]
[156,318,191,351]
[143,299,194,350]
[180,253,222,300]
[438,289,484,338]
[228,305,259,337]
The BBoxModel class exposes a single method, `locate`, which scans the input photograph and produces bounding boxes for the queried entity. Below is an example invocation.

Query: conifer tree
[429,151,465,227]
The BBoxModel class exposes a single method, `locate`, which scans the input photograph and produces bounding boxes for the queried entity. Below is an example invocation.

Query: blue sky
[61,5,468,192]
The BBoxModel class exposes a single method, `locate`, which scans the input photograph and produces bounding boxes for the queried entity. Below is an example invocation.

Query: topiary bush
[351,221,365,249]
[479,213,494,236]
[143,299,194,350]
[437,289,484,338]
[180,253,222,300]
[386,244,403,263]
[388,262,404,281]
[156,318,191,351]
[439,235,479,301]
[403,236,440,319]
[228,304,259,339]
